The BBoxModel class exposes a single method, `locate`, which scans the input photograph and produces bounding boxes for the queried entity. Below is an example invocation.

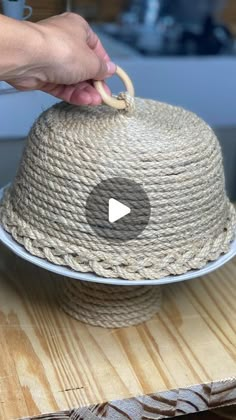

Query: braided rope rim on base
[0,192,235,281]
[57,279,162,328]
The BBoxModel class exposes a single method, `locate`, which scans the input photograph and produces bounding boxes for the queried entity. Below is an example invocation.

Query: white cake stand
[1,185,236,327]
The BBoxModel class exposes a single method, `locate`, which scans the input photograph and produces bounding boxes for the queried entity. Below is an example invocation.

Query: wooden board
[1,0,236,27]
[0,0,65,22]
[222,0,236,27]
[0,242,236,420]
[25,0,125,23]
[27,0,64,22]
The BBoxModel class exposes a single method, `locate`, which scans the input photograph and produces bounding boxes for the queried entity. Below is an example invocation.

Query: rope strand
[0,98,235,282]
[57,279,162,328]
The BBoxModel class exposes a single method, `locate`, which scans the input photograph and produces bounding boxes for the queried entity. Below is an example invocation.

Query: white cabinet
[0,88,58,138]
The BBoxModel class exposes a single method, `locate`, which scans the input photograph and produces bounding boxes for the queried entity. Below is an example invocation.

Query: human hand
[3,13,116,105]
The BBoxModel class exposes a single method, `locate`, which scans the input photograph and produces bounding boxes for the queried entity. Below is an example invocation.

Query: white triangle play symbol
[108,198,131,223]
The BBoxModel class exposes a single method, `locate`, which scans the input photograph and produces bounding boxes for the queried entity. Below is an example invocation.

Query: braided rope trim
[1,193,235,281]
[56,279,162,328]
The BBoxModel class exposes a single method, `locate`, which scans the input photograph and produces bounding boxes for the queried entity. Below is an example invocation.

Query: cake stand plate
[1,186,236,287]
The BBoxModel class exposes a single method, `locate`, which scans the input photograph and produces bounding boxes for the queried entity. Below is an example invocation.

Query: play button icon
[85,177,150,242]
[109,198,131,223]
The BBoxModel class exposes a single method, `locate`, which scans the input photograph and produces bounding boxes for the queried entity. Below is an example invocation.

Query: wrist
[0,16,46,81]
[21,21,48,66]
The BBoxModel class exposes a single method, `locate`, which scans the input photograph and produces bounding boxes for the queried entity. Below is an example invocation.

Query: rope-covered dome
[0,97,235,280]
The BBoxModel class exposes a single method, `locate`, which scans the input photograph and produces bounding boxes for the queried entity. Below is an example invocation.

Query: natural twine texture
[57,279,162,327]
[0,96,235,281]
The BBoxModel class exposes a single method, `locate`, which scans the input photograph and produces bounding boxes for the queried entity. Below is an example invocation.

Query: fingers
[72,82,111,105]
[84,49,116,81]
[86,27,110,62]
[41,81,111,106]
[86,27,116,80]
[37,14,116,85]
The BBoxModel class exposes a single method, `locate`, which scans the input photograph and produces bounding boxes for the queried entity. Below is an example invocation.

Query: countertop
[0,242,235,420]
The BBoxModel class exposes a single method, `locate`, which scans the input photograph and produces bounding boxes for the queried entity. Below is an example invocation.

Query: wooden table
[0,242,236,420]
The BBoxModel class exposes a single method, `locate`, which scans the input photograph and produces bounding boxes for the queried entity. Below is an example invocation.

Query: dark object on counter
[180,16,233,55]
[111,0,234,56]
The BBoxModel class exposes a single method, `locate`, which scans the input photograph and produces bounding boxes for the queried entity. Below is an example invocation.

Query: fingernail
[106,61,116,74]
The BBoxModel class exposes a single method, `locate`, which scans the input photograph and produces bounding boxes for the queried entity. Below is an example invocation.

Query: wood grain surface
[0,243,235,419]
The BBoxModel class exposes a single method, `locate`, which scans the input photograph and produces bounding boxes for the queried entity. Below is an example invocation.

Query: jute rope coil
[57,279,162,328]
[0,91,235,281]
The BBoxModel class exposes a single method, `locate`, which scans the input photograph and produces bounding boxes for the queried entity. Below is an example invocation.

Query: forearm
[0,12,114,105]
[0,14,44,81]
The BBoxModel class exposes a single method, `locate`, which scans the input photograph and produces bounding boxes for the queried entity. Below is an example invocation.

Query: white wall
[111,57,236,127]
[0,56,236,140]
[0,89,58,138]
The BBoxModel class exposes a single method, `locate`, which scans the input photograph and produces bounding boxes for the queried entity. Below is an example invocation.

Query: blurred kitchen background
[0,0,236,199]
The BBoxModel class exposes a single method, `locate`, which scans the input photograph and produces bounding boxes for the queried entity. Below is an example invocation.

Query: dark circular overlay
[85,177,151,242]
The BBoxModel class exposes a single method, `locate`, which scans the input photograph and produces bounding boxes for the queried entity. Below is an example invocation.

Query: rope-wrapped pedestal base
[57,279,162,328]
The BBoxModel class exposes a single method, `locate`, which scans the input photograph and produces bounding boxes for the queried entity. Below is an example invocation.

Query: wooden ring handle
[93,66,135,110]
